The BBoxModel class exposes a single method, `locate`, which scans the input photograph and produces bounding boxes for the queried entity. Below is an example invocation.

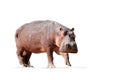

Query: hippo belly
[16,31,46,53]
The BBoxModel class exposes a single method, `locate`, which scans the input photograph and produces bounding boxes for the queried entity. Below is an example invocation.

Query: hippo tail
[15,29,20,41]
[15,31,18,39]
[15,26,24,40]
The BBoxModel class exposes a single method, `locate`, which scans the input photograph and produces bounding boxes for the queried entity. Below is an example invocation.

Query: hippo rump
[15,20,78,68]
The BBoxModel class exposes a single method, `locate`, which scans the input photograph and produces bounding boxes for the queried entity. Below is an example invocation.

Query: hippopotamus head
[55,27,78,53]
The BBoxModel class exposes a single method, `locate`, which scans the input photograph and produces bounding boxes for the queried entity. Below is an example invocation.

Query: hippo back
[15,20,69,53]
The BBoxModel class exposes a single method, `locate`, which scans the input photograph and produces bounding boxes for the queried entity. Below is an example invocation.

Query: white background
[0,0,120,80]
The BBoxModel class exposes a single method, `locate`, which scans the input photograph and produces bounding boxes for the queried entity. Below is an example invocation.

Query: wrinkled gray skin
[15,20,78,68]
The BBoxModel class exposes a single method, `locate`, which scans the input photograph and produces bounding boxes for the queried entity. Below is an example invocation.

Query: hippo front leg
[61,53,71,66]
[47,48,55,68]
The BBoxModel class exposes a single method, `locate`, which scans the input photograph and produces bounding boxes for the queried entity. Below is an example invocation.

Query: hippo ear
[71,28,74,31]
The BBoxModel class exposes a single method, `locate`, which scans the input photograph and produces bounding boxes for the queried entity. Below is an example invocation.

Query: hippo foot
[66,63,71,67]
[23,64,34,68]
[66,64,72,67]
[48,64,56,68]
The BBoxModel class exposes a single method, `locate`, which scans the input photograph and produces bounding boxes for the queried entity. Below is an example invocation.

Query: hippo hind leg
[16,49,32,67]
[22,51,33,67]
[16,48,24,66]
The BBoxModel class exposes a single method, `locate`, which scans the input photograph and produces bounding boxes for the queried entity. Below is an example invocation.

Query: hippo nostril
[72,44,77,49]
[66,44,71,49]
[73,44,77,48]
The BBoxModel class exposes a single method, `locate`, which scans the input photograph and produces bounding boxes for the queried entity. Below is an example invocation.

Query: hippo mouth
[59,49,78,53]
[59,44,78,53]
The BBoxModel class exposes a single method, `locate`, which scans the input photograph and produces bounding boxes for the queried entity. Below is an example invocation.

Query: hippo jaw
[59,49,78,53]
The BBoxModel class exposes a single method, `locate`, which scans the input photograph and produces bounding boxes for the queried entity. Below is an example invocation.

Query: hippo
[15,20,78,68]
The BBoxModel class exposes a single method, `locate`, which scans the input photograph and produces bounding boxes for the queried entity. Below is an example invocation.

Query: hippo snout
[59,42,78,53]
[66,44,71,49]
